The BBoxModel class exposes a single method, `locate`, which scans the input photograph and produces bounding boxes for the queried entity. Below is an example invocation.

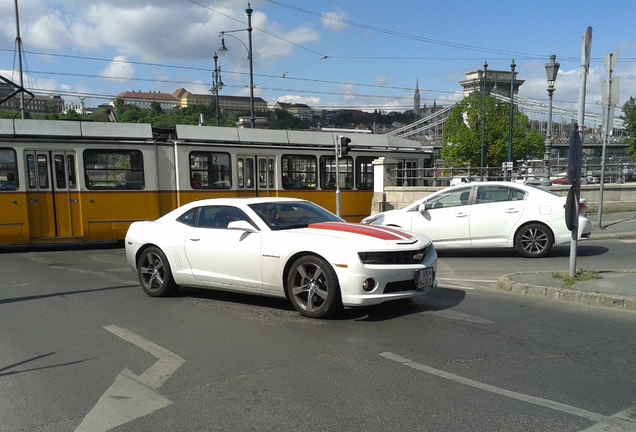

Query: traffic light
[339,136,351,158]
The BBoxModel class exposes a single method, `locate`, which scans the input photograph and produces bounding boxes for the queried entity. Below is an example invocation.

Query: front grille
[384,280,417,293]
[358,246,428,265]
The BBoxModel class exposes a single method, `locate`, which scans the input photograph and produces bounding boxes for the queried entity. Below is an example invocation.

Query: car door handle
[454,212,468,218]
[505,208,520,213]
[189,236,201,241]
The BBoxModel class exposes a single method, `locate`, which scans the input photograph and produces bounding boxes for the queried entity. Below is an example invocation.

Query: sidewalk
[496,211,636,312]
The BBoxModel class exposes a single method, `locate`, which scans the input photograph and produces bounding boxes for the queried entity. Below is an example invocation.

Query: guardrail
[390,161,636,187]
[370,157,636,215]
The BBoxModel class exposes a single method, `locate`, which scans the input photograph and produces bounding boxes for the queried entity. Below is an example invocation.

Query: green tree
[269,109,306,130]
[621,96,636,160]
[441,92,544,169]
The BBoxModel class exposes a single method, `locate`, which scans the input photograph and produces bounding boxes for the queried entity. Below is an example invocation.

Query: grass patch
[551,269,602,289]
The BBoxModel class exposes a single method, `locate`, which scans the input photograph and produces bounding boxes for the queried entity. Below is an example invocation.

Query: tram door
[237,155,275,197]
[25,150,80,241]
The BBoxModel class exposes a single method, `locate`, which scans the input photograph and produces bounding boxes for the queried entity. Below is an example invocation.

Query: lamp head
[545,54,560,86]
[218,34,228,52]
[217,68,224,90]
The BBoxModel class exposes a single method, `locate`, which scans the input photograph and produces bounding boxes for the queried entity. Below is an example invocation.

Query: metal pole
[507,59,515,180]
[246,3,255,129]
[543,54,560,187]
[480,61,487,179]
[14,0,25,119]
[213,52,220,126]
[571,27,592,277]
[598,49,619,229]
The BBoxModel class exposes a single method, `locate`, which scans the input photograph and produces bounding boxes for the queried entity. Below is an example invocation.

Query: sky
[1,0,635,124]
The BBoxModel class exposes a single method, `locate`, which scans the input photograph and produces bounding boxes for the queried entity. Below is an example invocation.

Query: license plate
[415,268,434,291]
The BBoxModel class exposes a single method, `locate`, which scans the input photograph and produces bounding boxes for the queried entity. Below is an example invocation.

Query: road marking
[425,309,493,324]
[438,277,498,290]
[381,352,636,431]
[75,326,185,432]
[579,406,636,431]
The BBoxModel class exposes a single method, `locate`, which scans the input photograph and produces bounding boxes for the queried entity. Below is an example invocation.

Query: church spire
[414,79,421,116]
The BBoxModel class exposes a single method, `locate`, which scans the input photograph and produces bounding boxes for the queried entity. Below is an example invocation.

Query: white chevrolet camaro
[125,197,437,318]
[362,182,592,258]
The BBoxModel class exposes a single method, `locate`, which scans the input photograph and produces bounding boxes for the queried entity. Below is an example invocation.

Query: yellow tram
[0,119,432,246]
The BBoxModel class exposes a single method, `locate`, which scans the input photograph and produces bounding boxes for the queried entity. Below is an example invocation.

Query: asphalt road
[1,241,635,432]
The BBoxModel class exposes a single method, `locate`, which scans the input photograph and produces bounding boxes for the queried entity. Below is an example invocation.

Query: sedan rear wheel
[287,255,341,318]
[514,223,553,258]
[137,246,179,296]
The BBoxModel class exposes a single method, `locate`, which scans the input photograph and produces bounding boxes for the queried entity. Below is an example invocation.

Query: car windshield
[249,201,342,230]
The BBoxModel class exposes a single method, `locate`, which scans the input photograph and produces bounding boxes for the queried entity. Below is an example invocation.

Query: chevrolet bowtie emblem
[413,253,424,261]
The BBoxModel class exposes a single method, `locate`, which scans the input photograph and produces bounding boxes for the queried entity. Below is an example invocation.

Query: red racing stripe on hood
[308,222,413,240]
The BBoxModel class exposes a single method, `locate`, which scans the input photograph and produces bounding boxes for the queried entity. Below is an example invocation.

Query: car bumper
[336,249,438,307]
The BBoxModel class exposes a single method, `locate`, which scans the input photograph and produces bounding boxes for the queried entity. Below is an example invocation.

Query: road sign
[583,26,593,69]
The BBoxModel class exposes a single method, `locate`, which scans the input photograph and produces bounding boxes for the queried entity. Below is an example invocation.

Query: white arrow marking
[75,326,185,432]
[381,352,636,431]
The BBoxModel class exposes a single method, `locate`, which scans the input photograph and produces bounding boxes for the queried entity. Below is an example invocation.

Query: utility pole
[14,0,25,119]
[570,26,592,277]
[598,49,620,229]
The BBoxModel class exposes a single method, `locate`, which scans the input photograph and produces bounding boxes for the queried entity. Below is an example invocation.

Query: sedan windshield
[249,201,342,230]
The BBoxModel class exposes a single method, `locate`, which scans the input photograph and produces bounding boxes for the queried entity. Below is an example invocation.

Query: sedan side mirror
[227,220,259,233]
[418,203,428,213]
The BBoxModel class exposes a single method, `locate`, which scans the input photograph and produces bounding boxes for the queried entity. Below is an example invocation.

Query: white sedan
[125,197,437,318]
[362,182,592,258]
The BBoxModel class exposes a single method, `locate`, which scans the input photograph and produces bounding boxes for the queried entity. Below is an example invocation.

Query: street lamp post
[219,3,255,128]
[211,52,224,126]
[507,59,516,181]
[541,54,560,186]
[480,61,488,179]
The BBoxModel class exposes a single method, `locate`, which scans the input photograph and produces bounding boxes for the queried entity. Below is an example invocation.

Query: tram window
[281,154,317,190]
[84,150,144,190]
[257,157,275,188]
[237,158,245,188]
[319,156,336,189]
[67,155,77,189]
[0,148,18,191]
[319,155,353,190]
[267,158,274,188]
[245,158,254,188]
[26,154,36,188]
[37,155,49,188]
[356,156,375,190]
[54,155,66,188]
[189,152,231,189]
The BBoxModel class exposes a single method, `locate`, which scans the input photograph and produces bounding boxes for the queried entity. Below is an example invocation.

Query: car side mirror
[227,220,258,233]
[418,203,428,213]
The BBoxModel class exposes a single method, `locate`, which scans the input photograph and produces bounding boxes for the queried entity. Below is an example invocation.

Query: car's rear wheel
[137,246,179,296]
[514,223,553,258]
[286,255,342,318]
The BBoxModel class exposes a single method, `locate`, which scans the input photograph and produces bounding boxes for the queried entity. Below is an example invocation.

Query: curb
[496,272,636,312]
[590,232,636,241]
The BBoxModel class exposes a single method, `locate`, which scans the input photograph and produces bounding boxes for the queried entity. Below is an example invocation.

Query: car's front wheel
[137,246,179,296]
[514,223,553,258]
[286,255,342,318]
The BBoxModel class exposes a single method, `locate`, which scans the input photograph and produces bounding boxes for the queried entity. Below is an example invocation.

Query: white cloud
[100,56,135,81]
[23,11,72,51]
[276,95,321,105]
[321,8,347,32]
